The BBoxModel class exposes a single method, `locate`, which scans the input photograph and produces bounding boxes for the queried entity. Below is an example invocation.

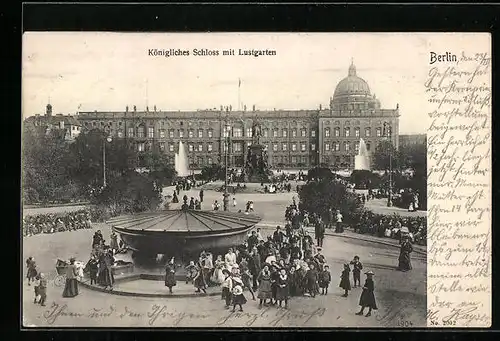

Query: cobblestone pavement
[22,187,426,328]
[22,226,426,328]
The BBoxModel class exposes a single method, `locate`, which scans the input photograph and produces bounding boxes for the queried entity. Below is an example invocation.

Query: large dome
[333,63,371,99]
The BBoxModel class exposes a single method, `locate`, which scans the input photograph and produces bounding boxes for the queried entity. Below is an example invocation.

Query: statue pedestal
[245,144,271,183]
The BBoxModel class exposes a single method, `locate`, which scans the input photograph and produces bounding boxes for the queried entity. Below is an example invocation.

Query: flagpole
[238,78,241,111]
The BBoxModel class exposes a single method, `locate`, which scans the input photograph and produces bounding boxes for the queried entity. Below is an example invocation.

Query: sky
[22,32,473,134]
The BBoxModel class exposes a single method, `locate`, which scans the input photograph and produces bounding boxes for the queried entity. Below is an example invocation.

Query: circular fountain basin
[107,209,261,258]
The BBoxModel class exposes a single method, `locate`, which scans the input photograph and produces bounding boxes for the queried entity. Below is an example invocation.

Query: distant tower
[46,103,52,117]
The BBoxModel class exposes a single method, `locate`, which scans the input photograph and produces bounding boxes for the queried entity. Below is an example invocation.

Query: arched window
[365,127,371,137]
[344,127,350,137]
[334,127,340,137]
[325,127,331,137]
[354,127,360,137]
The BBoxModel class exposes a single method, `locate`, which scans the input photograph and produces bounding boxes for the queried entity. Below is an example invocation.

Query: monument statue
[252,120,262,144]
[243,119,271,182]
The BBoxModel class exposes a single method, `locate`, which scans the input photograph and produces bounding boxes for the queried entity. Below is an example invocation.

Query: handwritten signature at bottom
[41,302,326,327]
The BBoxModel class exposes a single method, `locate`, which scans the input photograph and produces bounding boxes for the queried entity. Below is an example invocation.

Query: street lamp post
[223,123,231,211]
[384,122,393,207]
[103,135,113,188]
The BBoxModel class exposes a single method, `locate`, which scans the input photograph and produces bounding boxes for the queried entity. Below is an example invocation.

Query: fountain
[175,141,190,177]
[354,138,371,170]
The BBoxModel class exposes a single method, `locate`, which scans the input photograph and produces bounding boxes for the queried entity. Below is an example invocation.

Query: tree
[142,150,176,186]
[372,140,401,171]
[22,126,76,203]
[93,172,162,214]
[298,179,362,221]
[200,164,224,181]
[307,167,334,181]
[66,130,138,192]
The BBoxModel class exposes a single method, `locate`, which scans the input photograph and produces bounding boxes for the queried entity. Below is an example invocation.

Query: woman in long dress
[339,263,351,297]
[210,255,225,285]
[164,258,177,294]
[110,232,119,254]
[26,257,38,285]
[276,269,289,309]
[97,249,115,290]
[397,237,413,271]
[62,257,79,297]
[193,262,207,293]
[257,265,273,308]
[356,271,378,317]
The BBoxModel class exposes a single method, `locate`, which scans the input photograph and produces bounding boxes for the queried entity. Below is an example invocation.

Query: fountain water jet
[354,138,371,170]
[175,141,190,177]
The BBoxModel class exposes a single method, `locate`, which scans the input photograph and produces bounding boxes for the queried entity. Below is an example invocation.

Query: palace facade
[28,62,400,170]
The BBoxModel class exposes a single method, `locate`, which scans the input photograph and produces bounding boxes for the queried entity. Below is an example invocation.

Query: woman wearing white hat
[356,270,377,317]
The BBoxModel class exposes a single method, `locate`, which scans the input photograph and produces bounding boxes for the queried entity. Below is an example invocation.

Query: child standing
[356,271,378,317]
[318,264,331,295]
[231,277,247,312]
[339,263,351,297]
[38,273,47,306]
[185,261,196,284]
[350,255,363,288]
[33,274,41,303]
[221,269,233,308]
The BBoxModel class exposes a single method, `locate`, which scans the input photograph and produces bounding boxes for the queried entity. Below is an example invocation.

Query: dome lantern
[348,59,357,77]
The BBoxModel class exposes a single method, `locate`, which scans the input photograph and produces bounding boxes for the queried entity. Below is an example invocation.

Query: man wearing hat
[356,270,378,317]
[314,217,325,247]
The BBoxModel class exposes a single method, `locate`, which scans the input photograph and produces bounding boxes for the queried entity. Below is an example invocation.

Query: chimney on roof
[229,105,232,111]
[154,105,157,112]
[244,104,247,112]
[146,106,149,112]
[252,105,256,112]
[126,106,129,112]
[133,105,137,112]
[319,104,322,110]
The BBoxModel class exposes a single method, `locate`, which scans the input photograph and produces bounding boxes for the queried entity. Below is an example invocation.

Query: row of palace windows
[224,128,316,138]
[324,127,386,138]
[92,124,390,140]
[324,141,370,152]
[89,123,320,139]
[161,156,314,167]
[271,156,310,165]
[135,141,320,153]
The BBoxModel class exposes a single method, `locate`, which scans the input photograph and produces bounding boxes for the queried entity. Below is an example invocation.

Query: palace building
[27,62,400,170]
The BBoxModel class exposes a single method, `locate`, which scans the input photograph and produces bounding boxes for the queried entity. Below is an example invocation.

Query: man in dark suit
[315,217,325,247]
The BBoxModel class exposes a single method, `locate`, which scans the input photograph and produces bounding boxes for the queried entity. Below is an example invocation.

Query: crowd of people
[22,210,92,237]
[351,211,427,245]
[161,200,379,315]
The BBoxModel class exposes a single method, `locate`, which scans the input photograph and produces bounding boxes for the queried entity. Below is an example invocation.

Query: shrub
[298,179,363,220]
[91,172,162,215]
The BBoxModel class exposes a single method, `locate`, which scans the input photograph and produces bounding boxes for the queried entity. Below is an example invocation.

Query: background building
[25,62,401,170]
[399,134,426,148]
[23,104,82,141]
